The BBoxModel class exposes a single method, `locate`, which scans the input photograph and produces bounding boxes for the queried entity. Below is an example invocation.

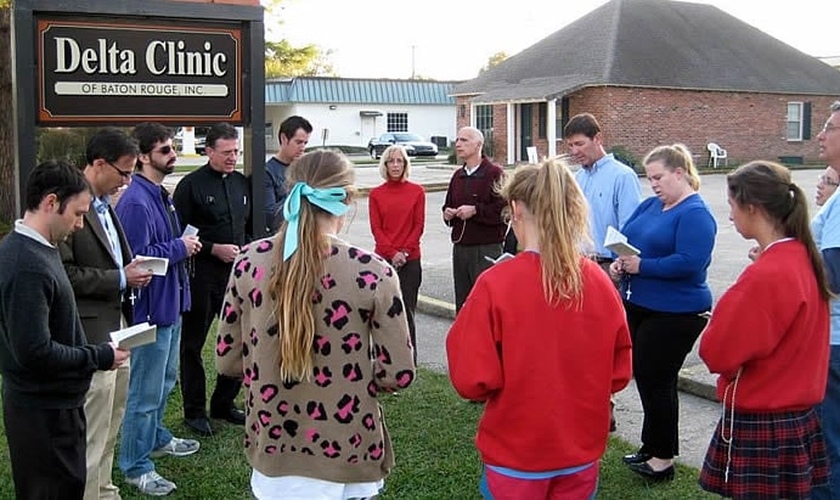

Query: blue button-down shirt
[93,197,126,290]
[575,154,642,258]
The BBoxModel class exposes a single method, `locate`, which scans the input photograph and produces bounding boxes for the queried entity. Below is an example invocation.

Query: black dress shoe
[211,407,246,425]
[622,452,653,465]
[626,461,675,481]
[184,416,213,437]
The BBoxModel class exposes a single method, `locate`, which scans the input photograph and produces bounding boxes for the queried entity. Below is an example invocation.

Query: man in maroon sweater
[442,126,506,313]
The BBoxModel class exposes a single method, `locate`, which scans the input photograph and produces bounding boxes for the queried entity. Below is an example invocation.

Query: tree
[262,0,334,78]
[264,39,334,79]
[479,51,509,75]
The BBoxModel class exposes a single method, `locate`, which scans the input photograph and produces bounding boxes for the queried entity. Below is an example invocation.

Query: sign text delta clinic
[52,37,229,97]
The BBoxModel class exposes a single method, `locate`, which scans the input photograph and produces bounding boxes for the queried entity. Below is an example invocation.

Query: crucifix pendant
[625,287,632,300]
[129,291,136,306]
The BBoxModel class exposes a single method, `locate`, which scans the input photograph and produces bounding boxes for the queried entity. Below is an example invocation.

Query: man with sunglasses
[59,127,155,500]
[114,123,203,496]
[173,122,252,437]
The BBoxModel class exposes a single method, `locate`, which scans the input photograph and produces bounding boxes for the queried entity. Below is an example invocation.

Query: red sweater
[446,253,632,471]
[441,157,506,246]
[368,180,425,261]
[700,240,829,411]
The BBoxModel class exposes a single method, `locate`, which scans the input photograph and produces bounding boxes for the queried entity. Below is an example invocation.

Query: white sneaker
[126,470,176,496]
[150,437,200,458]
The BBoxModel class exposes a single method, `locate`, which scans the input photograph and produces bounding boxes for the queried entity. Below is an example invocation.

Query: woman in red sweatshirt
[446,157,632,499]
[368,145,425,362]
[699,161,831,498]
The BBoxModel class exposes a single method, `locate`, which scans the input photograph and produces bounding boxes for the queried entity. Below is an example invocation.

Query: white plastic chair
[526,146,538,164]
[707,143,728,169]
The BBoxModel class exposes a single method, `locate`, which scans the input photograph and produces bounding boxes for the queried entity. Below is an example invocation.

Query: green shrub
[36,127,97,167]
[609,145,639,173]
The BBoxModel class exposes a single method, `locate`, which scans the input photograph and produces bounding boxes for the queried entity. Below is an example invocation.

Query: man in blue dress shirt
[564,112,641,432]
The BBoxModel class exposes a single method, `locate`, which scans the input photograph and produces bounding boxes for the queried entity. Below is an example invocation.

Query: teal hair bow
[282,182,349,261]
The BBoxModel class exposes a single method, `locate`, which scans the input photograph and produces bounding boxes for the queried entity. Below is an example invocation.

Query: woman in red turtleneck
[368,145,426,363]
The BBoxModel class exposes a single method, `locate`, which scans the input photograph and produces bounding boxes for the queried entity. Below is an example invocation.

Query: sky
[269,0,840,81]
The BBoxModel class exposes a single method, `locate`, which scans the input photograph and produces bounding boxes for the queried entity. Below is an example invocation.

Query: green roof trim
[266,77,462,105]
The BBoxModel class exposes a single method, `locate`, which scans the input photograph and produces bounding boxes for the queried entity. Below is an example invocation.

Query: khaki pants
[83,359,130,500]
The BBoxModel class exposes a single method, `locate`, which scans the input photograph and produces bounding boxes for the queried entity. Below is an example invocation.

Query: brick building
[451,0,840,168]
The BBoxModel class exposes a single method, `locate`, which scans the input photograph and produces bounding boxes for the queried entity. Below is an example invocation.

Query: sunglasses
[151,145,174,155]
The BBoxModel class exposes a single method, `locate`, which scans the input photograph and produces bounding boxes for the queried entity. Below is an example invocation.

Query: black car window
[380,134,394,142]
[394,133,423,142]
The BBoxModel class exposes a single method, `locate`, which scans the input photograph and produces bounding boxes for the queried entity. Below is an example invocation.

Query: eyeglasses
[106,161,133,180]
[822,123,840,134]
[819,174,839,187]
[151,145,173,155]
[210,148,240,158]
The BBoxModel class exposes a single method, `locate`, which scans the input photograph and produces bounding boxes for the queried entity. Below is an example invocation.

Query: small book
[135,256,169,276]
[182,224,199,237]
[484,252,516,265]
[604,226,640,257]
[110,322,157,350]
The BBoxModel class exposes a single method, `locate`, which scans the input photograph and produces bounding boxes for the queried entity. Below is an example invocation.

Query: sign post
[12,0,265,233]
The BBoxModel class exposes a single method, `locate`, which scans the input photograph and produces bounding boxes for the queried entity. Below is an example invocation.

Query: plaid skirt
[699,407,828,499]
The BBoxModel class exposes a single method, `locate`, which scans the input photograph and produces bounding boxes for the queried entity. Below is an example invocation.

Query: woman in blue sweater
[608,144,717,481]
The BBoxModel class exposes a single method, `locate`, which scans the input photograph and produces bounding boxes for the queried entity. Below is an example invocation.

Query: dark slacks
[180,257,242,419]
[625,301,707,459]
[397,259,422,364]
[4,403,86,499]
[453,242,501,313]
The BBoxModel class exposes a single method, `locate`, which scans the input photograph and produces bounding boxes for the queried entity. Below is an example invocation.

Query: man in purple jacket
[115,122,203,496]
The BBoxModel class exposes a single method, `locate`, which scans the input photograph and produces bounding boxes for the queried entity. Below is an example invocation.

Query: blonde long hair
[269,150,356,382]
[500,157,591,305]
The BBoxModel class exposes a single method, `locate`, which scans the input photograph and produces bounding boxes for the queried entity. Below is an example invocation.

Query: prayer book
[182,224,199,237]
[110,322,157,350]
[135,256,169,276]
[604,226,640,257]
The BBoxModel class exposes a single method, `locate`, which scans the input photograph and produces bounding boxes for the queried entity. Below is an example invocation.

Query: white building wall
[265,104,455,152]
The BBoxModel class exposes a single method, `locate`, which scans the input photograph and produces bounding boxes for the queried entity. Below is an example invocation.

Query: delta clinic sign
[37,19,244,124]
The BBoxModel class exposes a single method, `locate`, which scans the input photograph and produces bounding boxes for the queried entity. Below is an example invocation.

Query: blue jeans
[814,344,840,500]
[119,318,182,479]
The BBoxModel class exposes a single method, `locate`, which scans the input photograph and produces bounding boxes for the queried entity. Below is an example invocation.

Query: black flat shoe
[184,416,213,437]
[622,452,653,465]
[626,461,675,481]
[211,407,246,425]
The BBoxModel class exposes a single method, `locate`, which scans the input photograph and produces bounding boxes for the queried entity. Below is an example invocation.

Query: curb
[417,294,719,403]
[357,182,450,197]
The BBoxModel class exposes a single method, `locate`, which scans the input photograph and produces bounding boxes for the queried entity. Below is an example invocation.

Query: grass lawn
[0,339,716,499]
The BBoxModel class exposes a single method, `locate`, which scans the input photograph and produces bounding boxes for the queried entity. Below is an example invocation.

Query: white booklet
[135,256,169,276]
[604,226,640,257]
[484,252,516,265]
[110,322,157,350]
[182,224,199,237]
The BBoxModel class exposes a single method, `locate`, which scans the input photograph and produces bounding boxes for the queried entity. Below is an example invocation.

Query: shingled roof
[452,0,840,103]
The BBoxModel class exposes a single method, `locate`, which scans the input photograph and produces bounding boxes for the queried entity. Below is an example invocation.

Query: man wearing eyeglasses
[114,122,203,496]
[173,122,252,437]
[812,101,840,500]
[59,127,155,500]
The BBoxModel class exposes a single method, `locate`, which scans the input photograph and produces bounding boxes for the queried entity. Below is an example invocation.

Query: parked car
[368,132,439,159]
[173,126,211,155]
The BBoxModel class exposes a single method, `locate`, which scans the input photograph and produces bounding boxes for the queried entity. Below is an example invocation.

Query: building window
[475,105,494,157]
[387,113,408,132]
[787,102,804,141]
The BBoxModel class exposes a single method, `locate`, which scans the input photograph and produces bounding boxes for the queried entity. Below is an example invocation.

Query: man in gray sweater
[0,160,130,499]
